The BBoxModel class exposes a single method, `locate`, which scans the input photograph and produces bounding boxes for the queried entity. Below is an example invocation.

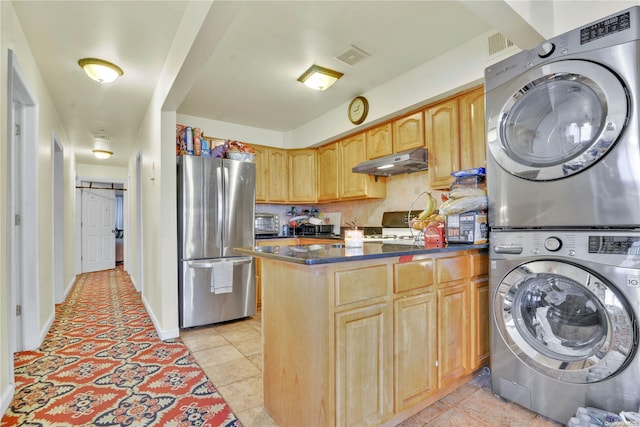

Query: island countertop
[235,241,489,264]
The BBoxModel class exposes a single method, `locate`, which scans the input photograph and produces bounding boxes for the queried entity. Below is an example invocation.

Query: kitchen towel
[210,261,233,294]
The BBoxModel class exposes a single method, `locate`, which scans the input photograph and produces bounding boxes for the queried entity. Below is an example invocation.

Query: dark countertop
[236,242,489,265]
[255,234,342,240]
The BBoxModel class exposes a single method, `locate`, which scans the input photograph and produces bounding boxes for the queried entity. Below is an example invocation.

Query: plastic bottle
[186,127,194,155]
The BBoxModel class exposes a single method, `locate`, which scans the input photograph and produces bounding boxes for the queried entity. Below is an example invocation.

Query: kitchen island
[236,242,490,427]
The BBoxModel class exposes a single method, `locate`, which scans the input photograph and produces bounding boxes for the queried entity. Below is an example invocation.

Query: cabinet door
[317,142,339,202]
[288,148,317,202]
[393,112,424,152]
[253,145,268,202]
[339,133,369,199]
[268,148,289,202]
[437,280,470,388]
[339,134,386,200]
[336,303,392,427]
[425,99,460,189]
[394,293,437,412]
[366,123,393,159]
[459,86,486,170]
[470,277,490,369]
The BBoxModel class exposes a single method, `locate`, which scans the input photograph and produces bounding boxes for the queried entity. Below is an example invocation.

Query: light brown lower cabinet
[259,248,488,427]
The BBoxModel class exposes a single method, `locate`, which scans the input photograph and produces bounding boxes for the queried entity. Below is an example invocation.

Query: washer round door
[487,60,629,181]
[494,260,636,384]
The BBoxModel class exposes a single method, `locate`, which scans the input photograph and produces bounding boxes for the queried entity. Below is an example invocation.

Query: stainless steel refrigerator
[177,155,256,328]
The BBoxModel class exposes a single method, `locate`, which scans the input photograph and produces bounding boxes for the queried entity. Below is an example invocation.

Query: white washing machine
[485,6,640,228]
[490,229,640,423]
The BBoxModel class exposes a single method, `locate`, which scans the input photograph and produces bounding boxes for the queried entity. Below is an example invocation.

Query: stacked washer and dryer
[485,7,640,424]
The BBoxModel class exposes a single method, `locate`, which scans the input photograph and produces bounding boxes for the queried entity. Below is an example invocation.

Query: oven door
[494,259,635,383]
[486,60,629,181]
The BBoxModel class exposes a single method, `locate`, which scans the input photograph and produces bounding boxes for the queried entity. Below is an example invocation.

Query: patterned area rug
[1,267,241,427]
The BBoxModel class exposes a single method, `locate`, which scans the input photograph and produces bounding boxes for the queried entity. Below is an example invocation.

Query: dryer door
[487,60,629,181]
[494,259,635,384]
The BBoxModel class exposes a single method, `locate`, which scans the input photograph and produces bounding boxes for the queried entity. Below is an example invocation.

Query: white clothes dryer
[485,7,640,229]
[490,229,640,424]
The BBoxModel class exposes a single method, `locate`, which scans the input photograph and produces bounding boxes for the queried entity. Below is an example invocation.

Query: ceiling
[12,1,509,167]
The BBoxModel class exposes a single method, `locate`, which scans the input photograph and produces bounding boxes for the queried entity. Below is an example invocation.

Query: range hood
[352,148,428,176]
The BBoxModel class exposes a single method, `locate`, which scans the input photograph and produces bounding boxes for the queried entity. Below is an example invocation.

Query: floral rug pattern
[1,267,241,427]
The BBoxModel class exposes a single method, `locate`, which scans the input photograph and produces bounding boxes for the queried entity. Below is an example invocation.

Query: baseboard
[130,275,140,292]
[39,309,55,347]
[141,294,179,341]
[1,383,15,418]
[64,276,76,299]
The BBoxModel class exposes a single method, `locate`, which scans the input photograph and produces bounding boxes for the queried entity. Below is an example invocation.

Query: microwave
[255,213,279,236]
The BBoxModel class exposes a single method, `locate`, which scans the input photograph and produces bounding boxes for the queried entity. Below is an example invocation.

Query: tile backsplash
[257,170,446,232]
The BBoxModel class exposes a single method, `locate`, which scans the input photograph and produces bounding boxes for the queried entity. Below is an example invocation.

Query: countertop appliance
[177,156,256,328]
[255,213,279,237]
[490,229,640,424]
[485,6,640,228]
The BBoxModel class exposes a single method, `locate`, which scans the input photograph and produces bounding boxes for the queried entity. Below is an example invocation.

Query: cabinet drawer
[394,260,434,294]
[436,255,469,283]
[471,252,489,277]
[335,265,388,307]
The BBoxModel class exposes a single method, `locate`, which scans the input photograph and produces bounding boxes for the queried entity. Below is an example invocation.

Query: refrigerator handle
[223,166,230,246]
[216,166,223,243]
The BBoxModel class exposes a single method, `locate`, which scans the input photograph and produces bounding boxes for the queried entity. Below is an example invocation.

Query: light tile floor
[180,312,562,427]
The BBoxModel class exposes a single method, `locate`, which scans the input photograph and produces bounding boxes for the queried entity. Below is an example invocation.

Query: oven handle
[493,245,524,254]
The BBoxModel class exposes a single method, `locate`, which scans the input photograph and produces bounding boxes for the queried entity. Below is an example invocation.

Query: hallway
[1,268,239,426]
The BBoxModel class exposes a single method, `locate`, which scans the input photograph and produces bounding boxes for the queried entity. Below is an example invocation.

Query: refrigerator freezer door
[222,159,255,256]
[179,257,256,328]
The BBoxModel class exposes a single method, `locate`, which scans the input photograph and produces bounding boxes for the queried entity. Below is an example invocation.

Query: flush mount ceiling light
[92,149,113,160]
[297,65,343,91]
[78,58,123,84]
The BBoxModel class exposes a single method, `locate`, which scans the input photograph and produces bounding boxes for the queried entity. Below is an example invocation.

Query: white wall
[1,0,76,414]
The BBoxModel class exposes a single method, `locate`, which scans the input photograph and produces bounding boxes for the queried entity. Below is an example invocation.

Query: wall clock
[348,96,369,125]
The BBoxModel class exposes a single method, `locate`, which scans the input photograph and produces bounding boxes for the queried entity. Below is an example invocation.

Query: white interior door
[82,187,116,272]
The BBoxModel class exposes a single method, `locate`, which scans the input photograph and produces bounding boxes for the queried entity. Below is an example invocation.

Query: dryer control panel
[491,230,640,265]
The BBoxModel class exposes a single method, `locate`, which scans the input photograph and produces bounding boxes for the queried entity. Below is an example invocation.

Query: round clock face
[348,96,369,124]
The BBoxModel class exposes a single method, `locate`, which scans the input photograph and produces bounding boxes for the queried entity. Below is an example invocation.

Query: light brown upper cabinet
[288,148,317,203]
[393,111,425,152]
[425,98,460,189]
[267,147,289,203]
[425,86,486,189]
[253,145,268,202]
[459,86,486,171]
[317,142,340,202]
[366,123,393,160]
[339,133,386,200]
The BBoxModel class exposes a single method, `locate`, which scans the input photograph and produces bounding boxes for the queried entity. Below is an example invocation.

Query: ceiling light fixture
[297,65,343,91]
[78,58,123,84]
[92,149,113,160]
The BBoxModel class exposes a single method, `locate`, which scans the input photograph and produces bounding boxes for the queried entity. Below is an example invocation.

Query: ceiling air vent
[335,45,370,66]
[487,31,518,61]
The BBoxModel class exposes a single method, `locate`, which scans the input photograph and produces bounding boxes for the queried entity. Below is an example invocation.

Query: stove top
[362,211,423,245]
